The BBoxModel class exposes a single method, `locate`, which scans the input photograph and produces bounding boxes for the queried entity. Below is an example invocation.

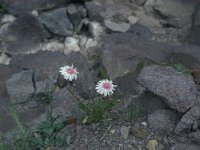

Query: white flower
[59,65,79,81]
[95,79,117,97]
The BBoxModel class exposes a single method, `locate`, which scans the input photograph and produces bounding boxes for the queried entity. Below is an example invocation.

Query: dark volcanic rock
[6,70,34,104]
[39,8,73,36]
[128,23,152,39]
[85,1,105,22]
[175,106,200,134]
[139,65,197,113]
[148,109,178,131]
[10,51,95,98]
[0,0,69,15]
[0,13,45,55]
[98,33,174,80]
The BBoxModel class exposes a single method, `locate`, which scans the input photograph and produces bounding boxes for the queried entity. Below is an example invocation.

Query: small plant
[59,65,118,124]
[79,98,116,124]
[41,91,53,104]
[172,63,191,75]
[127,100,142,124]
[28,105,67,149]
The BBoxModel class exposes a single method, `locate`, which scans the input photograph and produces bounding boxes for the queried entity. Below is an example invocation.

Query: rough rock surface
[175,106,200,134]
[0,13,45,55]
[10,51,95,98]
[39,8,73,36]
[98,33,174,80]
[148,109,178,131]
[6,70,34,104]
[139,65,197,113]
[0,0,68,15]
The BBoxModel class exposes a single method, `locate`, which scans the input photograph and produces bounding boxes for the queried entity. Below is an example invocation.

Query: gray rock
[10,51,95,98]
[148,109,178,131]
[0,0,69,15]
[175,106,200,134]
[98,33,174,80]
[114,72,144,97]
[0,13,45,55]
[34,72,55,96]
[6,70,34,103]
[145,0,196,28]
[67,4,83,32]
[139,65,197,112]
[88,21,104,38]
[128,23,152,39]
[52,88,78,117]
[104,20,131,32]
[170,53,200,70]
[130,0,147,6]
[120,126,130,139]
[39,8,73,36]
[189,130,200,144]
[85,1,105,22]
[174,143,200,150]
[136,92,168,115]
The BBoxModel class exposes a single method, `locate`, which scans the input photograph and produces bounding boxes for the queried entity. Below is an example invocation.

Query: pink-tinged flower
[59,65,78,81]
[95,79,117,97]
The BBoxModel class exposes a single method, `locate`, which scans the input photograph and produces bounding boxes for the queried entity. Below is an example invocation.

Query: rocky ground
[1,0,200,149]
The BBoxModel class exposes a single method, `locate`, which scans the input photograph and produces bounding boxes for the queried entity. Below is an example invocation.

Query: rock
[1,0,68,15]
[189,130,200,144]
[85,38,97,49]
[85,1,105,22]
[174,45,200,65]
[39,8,73,36]
[148,109,178,131]
[31,10,39,17]
[134,9,161,28]
[98,33,173,80]
[88,21,104,38]
[175,106,200,134]
[52,88,78,117]
[170,53,200,70]
[64,37,80,55]
[10,51,95,98]
[145,0,196,28]
[0,53,10,65]
[1,14,16,24]
[34,72,55,96]
[6,70,34,103]
[104,20,131,32]
[128,15,139,24]
[42,40,65,52]
[114,72,145,97]
[0,13,45,55]
[120,126,130,139]
[130,0,147,6]
[139,65,197,112]
[174,143,200,150]
[67,4,83,32]
[130,126,148,139]
[128,23,152,39]
[146,140,158,150]
[136,92,168,115]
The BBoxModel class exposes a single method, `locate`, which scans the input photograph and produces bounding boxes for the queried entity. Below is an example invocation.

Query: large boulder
[144,0,198,28]
[39,8,73,36]
[97,33,174,80]
[139,65,197,113]
[0,0,69,15]
[0,13,45,55]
